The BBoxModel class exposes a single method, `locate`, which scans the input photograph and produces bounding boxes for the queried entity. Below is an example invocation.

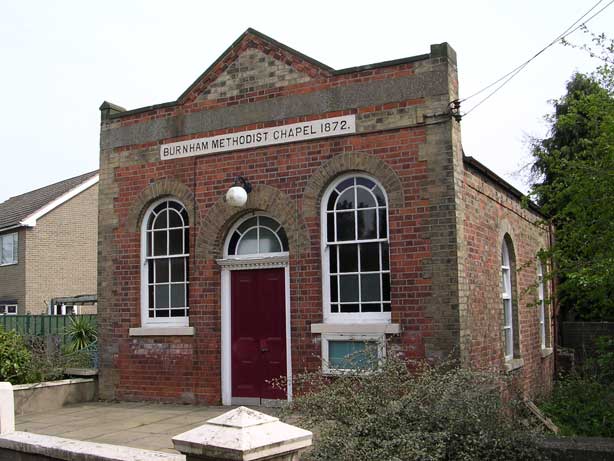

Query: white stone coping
[504,358,525,372]
[64,367,99,376]
[129,326,195,336]
[541,347,554,358]
[0,431,184,461]
[12,378,94,391]
[173,406,312,461]
[310,322,401,334]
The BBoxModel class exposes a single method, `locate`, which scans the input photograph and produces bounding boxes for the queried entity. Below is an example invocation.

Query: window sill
[129,326,194,336]
[0,262,18,267]
[311,323,401,334]
[504,358,524,372]
[541,347,554,358]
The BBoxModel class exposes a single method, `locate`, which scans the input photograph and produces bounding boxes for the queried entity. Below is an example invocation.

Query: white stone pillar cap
[172,406,312,461]
[0,382,15,435]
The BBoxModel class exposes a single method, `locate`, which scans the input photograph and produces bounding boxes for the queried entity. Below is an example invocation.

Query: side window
[322,334,383,374]
[501,236,520,361]
[0,232,18,265]
[141,199,189,326]
[537,260,549,349]
[322,174,390,323]
[0,304,17,315]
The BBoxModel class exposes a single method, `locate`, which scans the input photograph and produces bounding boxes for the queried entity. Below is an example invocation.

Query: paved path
[15,401,233,454]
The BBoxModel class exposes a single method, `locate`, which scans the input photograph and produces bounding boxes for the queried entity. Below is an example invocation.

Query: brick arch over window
[197,184,311,260]
[302,152,405,218]
[126,178,199,232]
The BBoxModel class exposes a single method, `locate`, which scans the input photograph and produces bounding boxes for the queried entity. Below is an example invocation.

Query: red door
[231,268,287,401]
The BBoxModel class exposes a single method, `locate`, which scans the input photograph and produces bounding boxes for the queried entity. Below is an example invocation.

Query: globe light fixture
[226,176,252,207]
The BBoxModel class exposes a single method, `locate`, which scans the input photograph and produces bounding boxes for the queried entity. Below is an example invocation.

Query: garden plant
[282,353,545,461]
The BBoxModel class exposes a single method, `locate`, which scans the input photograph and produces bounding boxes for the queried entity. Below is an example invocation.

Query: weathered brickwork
[459,163,554,396]
[24,184,99,313]
[197,48,313,102]
[98,29,553,404]
[302,151,405,219]
[126,178,199,233]
[197,183,311,260]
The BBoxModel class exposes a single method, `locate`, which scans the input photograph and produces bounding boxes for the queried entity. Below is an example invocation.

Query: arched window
[322,174,390,321]
[501,240,513,360]
[500,235,523,363]
[142,199,189,326]
[226,215,288,257]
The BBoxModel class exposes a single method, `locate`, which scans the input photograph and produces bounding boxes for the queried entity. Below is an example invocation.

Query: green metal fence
[0,315,97,344]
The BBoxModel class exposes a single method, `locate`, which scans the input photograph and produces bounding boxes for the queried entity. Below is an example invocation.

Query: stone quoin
[98,28,554,405]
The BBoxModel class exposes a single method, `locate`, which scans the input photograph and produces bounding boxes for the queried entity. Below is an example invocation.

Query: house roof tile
[0,170,98,231]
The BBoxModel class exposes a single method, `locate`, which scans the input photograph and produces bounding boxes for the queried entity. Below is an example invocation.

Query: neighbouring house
[98,29,555,405]
[0,171,99,315]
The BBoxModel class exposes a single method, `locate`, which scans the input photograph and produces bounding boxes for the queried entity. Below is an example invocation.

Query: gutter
[0,224,24,233]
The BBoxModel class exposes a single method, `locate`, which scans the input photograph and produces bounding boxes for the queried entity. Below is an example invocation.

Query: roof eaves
[19,174,99,227]
[0,223,24,233]
[462,155,544,217]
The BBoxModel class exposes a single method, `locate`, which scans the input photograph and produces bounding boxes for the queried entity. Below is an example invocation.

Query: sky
[0,0,611,202]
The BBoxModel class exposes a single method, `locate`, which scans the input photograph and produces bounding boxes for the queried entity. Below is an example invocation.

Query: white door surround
[218,213,292,406]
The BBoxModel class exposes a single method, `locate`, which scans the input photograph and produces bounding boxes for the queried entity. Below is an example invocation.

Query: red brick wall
[98,32,553,403]
[460,164,554,397]
[108,127,431,403]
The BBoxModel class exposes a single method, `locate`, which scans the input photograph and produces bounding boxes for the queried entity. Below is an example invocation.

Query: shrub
[590,336,614,384]
[282,354,544,461]
[540,375,614,437]
[540,336,614,437]
[24,336,67,383]
[0,326,33,384]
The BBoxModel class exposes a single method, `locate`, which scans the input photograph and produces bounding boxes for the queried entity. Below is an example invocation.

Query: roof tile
[0,170,98,230]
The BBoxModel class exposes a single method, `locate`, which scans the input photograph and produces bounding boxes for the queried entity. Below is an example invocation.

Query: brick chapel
[97,29,554,405]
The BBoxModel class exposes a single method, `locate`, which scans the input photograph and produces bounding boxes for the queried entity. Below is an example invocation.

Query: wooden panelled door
[231,268,287,402]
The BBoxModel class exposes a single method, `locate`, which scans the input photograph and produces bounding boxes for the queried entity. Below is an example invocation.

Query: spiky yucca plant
[64,316,97,353]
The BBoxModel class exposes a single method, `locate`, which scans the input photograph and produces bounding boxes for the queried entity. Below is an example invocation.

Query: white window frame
[501,240,513,361]
[51,304,80,316]
[0,232,18,266]
[224,212,289,259]
[537,260,547,350]
[321,333,385,375]
[321,173,391,324]
[0,304,17,315]
[140,198,189,328]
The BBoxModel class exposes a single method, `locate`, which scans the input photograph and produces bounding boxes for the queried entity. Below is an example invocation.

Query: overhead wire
[460,0,605,104]
[459,0,614,118]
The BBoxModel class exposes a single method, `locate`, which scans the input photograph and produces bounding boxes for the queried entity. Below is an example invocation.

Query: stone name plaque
[160,115,356,160]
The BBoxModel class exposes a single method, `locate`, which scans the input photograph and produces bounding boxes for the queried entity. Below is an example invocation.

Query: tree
[528,30,614,321]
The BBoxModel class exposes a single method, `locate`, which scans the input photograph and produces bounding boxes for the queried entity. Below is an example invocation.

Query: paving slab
[15,401,232,453]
